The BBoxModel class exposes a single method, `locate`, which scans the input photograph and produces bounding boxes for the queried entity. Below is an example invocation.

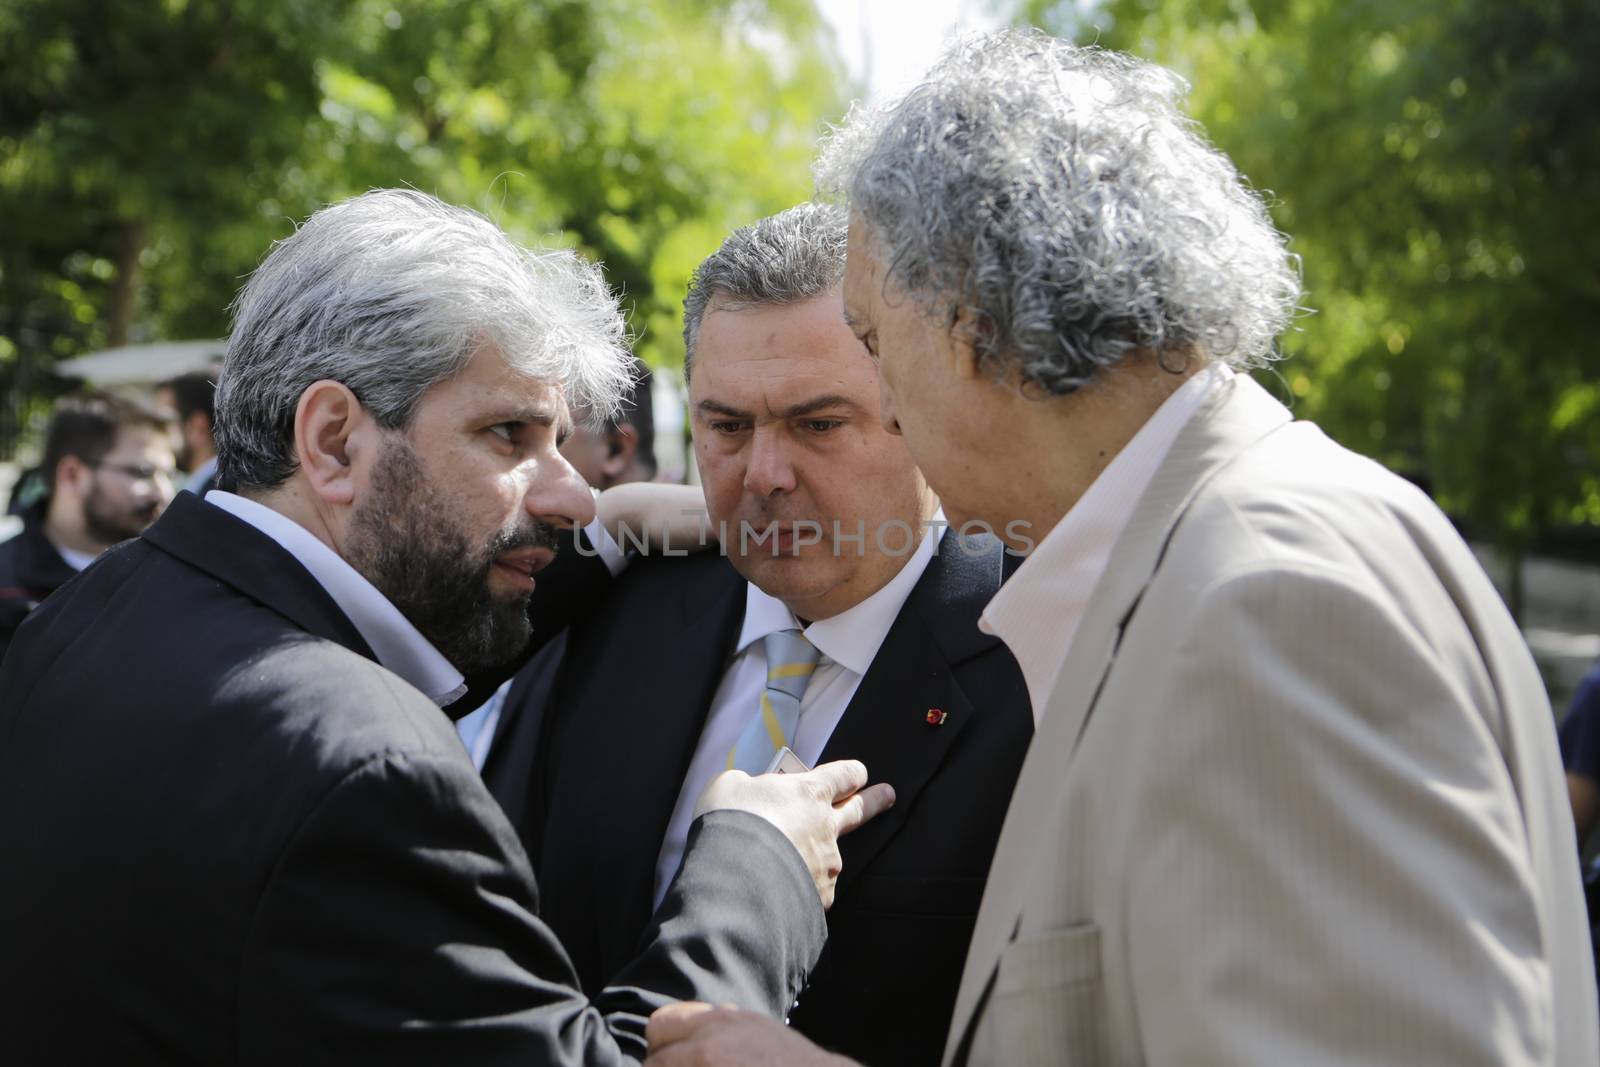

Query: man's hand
[645,1003,861,1066]
[594,483,711,552]
[694,760,894,909]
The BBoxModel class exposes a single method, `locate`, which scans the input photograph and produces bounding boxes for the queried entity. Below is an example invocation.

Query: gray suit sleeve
[238,751,824,1065]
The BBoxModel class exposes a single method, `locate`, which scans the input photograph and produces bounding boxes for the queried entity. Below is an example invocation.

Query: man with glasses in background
[0,392,175,660]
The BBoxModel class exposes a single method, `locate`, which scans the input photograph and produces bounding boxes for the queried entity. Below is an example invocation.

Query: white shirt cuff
[581,517,630,578]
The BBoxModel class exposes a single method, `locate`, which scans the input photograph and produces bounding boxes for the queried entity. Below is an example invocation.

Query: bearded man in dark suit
[0,189,891,1065]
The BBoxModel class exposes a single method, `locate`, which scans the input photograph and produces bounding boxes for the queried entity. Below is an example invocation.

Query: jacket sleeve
[238,749,823,1066]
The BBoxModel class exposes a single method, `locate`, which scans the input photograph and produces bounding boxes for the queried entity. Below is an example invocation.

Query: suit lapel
[140,491,373,659]
[944,375,1295,1064]
[820,535,1008,897]
[619,564,747,871]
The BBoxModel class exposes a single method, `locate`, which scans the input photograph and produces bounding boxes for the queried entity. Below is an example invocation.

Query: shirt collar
[204,490,467,706]
[980,362,1232,714]
[735,510,943,677]
[54,544,97,572]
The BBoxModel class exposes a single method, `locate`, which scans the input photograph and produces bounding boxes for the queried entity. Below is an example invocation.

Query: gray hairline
[213,188,632,492]
[681,202,849,381]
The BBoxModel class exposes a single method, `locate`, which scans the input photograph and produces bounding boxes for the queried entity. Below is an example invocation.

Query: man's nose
[525,451,597,530]
[742,427,798,498]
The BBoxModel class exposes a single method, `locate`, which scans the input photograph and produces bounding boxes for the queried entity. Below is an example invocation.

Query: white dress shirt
[205,490,467,706]
[56,544,96,572]
[980,363,1232,720]
[650,515,943,908]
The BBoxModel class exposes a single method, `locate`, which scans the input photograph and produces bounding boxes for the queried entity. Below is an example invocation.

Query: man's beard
[346,438,560,675]
[83,482,159,545]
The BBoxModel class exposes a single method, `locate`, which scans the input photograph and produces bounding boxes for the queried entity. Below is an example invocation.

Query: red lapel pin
[925,708,948,726]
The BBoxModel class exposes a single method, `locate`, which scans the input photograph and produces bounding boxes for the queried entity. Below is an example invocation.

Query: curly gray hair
[815,30,1301,394]
[215,188,631,491]
[682,201,848,381]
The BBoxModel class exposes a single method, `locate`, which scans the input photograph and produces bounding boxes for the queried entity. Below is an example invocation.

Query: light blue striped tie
[727,629,821,774]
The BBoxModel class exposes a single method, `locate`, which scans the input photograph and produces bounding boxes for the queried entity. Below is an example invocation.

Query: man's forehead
[112,423,168,452]
[841,225,880,318]
[444,346,566,410]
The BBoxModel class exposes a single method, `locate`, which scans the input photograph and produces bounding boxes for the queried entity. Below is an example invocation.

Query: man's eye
[803,419,844,433]
[711,421,747,435]
[488,423,518,443]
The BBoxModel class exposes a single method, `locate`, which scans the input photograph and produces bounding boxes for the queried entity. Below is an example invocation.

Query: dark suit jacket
[485,534,1033,1067]
[0,503,77,665]
[0,492,825,1065]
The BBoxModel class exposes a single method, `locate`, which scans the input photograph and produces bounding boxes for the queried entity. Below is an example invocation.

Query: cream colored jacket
[947,376,1597,1066]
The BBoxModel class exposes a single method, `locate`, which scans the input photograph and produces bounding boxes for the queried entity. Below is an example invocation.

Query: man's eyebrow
[696,399,752,419]
[481,407,560,428]
[841,306,867,331]
[696,395,858,420]
[776,394,857,419]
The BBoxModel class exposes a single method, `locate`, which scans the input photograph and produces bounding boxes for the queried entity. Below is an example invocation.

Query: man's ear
[293,380,370,507]
[948,307,984,381]
[601,424,639,480]
[53,454,92,500]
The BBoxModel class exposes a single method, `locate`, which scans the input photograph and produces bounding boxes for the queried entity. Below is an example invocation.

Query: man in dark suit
[484,203,1033,1067]
[0,391,175,661]
[157,369,223,496]
[0,189,891,1065]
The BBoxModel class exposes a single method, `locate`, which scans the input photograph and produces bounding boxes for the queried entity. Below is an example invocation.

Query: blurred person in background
[156,370,221,495]
[1563,661,1600,842]
[561,356,658,490]
[1558,659,1600,989]
[0,391,174,660]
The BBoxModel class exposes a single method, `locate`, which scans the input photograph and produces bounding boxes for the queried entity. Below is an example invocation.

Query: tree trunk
[105,220,146,348]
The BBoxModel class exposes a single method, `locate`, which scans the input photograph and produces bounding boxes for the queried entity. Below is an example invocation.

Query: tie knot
[763,628,820,685]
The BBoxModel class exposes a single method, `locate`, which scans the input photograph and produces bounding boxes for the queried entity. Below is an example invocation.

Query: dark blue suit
[484,533,1033,1067]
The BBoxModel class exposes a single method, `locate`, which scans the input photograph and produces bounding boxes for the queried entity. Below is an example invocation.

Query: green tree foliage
[1015,0,1600,574]
[0,0,850,448]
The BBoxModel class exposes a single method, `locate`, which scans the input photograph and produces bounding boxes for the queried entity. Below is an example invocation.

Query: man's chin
[735,554,841,602]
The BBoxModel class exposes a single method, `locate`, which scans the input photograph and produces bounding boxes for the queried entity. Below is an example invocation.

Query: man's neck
[991,357,1201,548]
[240,482,345,559]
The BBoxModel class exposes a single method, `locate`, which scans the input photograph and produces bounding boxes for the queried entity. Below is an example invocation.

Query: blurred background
[0,0,1595,703]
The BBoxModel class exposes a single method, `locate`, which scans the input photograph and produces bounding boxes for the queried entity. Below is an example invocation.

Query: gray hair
[682,201,848,380]
[815,30,1301,394]
[215,188,631,491]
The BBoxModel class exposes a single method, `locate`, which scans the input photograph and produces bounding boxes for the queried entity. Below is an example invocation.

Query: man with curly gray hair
[644,30,1596,1067]
[0,189,894,1064]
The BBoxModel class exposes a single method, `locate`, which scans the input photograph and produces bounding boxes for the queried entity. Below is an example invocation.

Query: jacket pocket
[971,922,1106,1066]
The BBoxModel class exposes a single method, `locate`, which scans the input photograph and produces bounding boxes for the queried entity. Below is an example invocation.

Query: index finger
[804,758,869,802]
[646,1001,718,1050]
[833,781,896,836]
